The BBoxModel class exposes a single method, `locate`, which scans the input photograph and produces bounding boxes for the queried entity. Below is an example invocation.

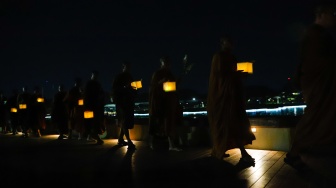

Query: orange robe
[148,67,181,137]
[207,49,255,159]
[64,85,84,133]
[288,24,336,156]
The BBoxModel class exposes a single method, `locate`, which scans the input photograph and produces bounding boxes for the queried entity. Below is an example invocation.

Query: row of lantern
[11,62,254,117]
[131,62,253,92]
[10,97,94,119]
[131,80,177,92]
[64,99,94,119]
[9,86,179,118]
[83,62,253,118]
[10,97,46,113]
[78,99,95,119]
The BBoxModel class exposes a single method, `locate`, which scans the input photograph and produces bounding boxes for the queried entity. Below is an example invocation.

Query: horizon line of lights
[133,105,307,117]
[45,105,307,119]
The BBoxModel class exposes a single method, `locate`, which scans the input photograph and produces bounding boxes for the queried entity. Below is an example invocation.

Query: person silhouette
[83,70,105,145]
[0,91,8,134]
[17,86,32,138]
[148,56,183,151]
[284,1,336,171]
[64,78,84,140]
[207,35,255,166]
[51,84,68,140]
[29,86,46,137]
[112,62,137,150]
[7,89,20,135]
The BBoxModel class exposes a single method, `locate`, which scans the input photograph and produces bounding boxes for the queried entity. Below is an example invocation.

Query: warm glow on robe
[237,62,253,74]
[163,82,176,92]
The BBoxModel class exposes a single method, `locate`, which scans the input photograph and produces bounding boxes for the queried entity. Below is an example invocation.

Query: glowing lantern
[163,82,176,92]
[78,99,84,106]
[10,108,18,113]
[19,104,27,109]
[84,111,94,119]
[37,97,44,102]
[131,80,142,89]
[237,62,253,74]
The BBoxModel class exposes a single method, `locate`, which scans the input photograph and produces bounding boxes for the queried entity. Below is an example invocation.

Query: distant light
[192,97,196,101]
[251,127,257,133]
[288,77,291,80]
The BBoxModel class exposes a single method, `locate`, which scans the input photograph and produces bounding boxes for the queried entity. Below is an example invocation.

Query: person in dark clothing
[17,86,32,138]
[51,84,68,140]
[0,91,8,134]
[83,70,105,145]
[64,78,84,140]
[284,1,336,172]
[112,62,137,150]
[207,36,255,165]
[29,86,46,137]
[7,89,20,135]
[148,56,183,151]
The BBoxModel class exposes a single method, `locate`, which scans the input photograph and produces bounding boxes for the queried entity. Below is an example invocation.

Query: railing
[45,104,307,120]
[133,104,307,118]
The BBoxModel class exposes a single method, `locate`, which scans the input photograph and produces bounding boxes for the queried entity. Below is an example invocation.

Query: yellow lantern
[163,81,176,92]
[237,62,253,74]
[37,97,44,103]
[131,80,142,89]
[84,111,94,119]
[78,99,84,106]
[19,104,27,109]
[10,108,18,113]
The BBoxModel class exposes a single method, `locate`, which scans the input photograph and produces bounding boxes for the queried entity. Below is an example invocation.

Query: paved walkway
[0,133,247,188]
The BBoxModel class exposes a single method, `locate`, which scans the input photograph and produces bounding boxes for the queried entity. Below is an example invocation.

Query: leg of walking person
[123,126,135,149]
[238,146,255,167]
[117,126,127,145]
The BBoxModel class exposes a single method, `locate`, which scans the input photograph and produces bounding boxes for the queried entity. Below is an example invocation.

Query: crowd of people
[0,58,187,151]
[0,72,109,146]
[0,2,334,175]
[0,49,255,169]
[284,1,336,172]
[1,86,46,138]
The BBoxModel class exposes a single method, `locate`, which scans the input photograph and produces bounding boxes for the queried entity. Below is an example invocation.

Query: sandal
[118,140,128,146]
[239,156,255,167]
[127,143,136,150]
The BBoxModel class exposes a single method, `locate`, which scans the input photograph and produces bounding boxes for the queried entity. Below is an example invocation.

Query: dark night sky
[1,0,319,99]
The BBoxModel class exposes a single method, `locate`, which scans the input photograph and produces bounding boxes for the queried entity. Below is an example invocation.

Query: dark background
[1,0,319,99]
